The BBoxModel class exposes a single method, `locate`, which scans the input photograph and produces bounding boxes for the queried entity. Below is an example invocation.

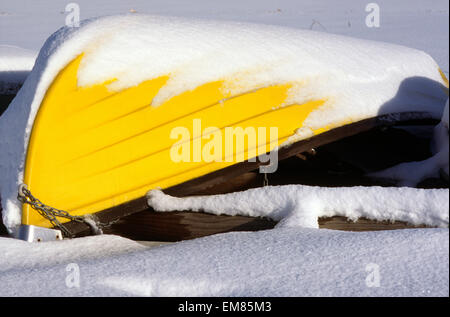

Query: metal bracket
[14,225,63,242]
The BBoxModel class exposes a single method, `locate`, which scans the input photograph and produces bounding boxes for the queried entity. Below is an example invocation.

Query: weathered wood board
[102,211,429,242]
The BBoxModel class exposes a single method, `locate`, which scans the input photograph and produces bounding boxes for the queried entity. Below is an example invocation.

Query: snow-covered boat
[0,15,448,239]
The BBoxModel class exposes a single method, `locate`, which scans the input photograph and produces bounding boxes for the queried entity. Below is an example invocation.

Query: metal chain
[17,184,93,238]
[263,173,269,187]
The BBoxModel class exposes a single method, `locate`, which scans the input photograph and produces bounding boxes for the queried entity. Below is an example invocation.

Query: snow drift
[0,228,448,296]
[148,185,449,228]
[0,14,448,231]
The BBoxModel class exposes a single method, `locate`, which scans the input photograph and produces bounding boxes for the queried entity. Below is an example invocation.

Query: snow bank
[0,45,36,94]
[147,185,449,228]
[0,228,447,296]
[0,15,447,231]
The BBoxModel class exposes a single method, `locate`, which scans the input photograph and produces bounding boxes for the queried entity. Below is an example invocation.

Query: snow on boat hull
[22,54,329,229]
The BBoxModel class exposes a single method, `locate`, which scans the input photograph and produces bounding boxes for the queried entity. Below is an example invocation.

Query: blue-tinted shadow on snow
[377,75,448,119]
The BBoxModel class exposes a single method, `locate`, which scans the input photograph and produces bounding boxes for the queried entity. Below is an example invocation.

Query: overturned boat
[0,15,448,240]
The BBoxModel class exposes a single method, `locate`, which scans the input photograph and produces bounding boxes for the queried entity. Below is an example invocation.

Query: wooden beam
[102,211,430,242]
[318,216,429,231]
[103,211,276,241]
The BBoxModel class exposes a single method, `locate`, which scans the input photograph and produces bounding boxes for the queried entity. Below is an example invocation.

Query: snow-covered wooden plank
[101,211,430,242]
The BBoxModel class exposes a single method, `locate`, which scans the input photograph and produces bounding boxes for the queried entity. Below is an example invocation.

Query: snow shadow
[377,75,448,119]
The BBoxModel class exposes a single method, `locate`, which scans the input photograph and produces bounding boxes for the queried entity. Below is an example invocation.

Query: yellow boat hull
[22,54,331,228]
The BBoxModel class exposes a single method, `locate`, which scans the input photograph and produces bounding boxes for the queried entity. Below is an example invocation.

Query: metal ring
[18,184,28,198]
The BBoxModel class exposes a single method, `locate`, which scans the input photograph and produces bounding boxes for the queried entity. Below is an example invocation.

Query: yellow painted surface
[22,54,327,227]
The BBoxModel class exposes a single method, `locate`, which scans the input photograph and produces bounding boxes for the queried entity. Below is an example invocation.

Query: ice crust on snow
[0,14,448,231]
[0,229,448,296]
[147,185,449,228]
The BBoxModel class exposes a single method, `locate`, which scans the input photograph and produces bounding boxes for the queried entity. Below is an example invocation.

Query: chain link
[263,173,269,187]
[17,184,94,238]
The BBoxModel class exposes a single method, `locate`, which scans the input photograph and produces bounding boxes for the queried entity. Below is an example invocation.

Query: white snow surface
[0,14,448,231]
[0,228,448,296]
[148,185,449,229]
[1,0,448,74]
[0,45,36,94]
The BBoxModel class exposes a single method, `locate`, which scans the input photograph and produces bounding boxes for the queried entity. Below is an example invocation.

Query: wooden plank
[102,211,430,242]
[318,216,429,231]
[102,211,277,241]
[62,111,438,237]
